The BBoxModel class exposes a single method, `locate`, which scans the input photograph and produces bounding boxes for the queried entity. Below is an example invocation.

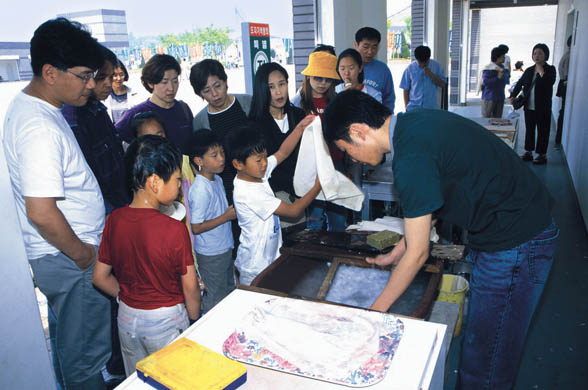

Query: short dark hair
[30,17,103,76]
[314,44,336,56]
[355,27,381,44]
[249,62,290,121]
[337,48,364,83]
[94,45,117,83]
[491,47,506,62]
[185,129,223,164]
[130,112,167,138]
[189,59,228,96]
[498,44,509,53]
[125,134,182,193]
[226,123,266,164]
[141,54,181,93]
[114,59,129,81]
[532,43,550,61]
[323,89,391,144]
[414,46,431,63]
[514,61,524,70]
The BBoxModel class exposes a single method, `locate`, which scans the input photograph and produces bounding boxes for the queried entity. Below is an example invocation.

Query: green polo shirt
[391,109,553,252]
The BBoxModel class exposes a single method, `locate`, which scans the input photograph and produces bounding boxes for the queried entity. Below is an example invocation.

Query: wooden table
[115,289,447,390]
[469,117,519,149]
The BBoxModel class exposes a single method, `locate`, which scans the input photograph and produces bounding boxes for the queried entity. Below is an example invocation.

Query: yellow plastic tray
[136,338,246,390]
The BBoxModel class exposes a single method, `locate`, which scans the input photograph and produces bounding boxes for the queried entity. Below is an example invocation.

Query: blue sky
[0,0,295,41]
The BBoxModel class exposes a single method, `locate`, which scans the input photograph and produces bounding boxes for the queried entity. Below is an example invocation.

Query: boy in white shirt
[228,116,320,285]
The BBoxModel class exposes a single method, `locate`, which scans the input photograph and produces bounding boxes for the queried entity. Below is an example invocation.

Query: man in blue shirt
[400,46,446,111]
[354,27,395,113]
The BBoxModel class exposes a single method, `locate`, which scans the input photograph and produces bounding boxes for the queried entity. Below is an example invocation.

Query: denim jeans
[458,220,558,389]
[117,301,189,376]
[306,200,348,232]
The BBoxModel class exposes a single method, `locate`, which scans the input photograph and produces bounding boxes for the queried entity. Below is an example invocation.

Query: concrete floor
[444,99,588,389]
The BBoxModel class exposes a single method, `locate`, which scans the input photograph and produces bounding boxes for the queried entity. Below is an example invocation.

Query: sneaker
[533,154,547,165]
[521,151,533,162]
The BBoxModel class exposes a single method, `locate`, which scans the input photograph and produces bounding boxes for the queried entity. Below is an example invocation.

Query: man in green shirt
[323,90,558,390]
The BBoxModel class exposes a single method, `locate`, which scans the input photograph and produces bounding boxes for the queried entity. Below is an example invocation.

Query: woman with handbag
[509,43,556,165]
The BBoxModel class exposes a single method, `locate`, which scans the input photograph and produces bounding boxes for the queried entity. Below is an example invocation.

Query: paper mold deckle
[222,297,404,387]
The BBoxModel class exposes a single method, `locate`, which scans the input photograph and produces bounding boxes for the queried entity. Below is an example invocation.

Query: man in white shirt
[2,18,111,390]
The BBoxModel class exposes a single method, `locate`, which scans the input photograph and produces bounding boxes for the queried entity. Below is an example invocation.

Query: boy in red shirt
[93,135,201,376]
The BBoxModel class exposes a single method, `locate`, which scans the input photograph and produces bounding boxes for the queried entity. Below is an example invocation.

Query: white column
[317,0,387,61]
[0,147,55,389]
[459,0,470,105]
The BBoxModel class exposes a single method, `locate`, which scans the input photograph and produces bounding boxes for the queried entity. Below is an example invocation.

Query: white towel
[294,116,364,211]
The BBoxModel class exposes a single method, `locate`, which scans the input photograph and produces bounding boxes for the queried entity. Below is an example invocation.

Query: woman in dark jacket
[509,43,556,165]
[249,62,310,198]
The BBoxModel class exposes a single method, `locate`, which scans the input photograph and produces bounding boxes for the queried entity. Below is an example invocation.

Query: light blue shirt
[188,174,233,256]
[399,59,445,111]
[363,58,395,113]
[335,83,382,103]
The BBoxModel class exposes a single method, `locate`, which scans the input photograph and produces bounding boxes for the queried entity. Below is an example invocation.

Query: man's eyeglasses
[65,69,99,84]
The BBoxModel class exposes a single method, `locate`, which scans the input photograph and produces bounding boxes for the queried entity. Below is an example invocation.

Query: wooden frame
[246,243,442,319]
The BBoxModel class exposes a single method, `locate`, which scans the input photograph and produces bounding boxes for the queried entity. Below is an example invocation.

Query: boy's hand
[223,205,237,221]
[314,175,321,190]
[295,115,315,133]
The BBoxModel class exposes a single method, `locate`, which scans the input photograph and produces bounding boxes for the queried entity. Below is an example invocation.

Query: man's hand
[75,243,96,271]
[366,237,406,266]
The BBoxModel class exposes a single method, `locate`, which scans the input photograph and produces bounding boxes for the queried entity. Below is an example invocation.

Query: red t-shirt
[312,96,344,162]
[312,96,327,117]
[98,206,193,310]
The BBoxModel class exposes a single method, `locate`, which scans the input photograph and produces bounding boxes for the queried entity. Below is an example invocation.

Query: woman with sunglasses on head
[104,59,139,123]
[291,45,338,115]
[336,48,382,102]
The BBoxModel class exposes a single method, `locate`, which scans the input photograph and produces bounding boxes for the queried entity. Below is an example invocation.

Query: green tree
[404,16,412,42]
[194,25,232,48]
[159,34,180,46]
[157,25,233,49]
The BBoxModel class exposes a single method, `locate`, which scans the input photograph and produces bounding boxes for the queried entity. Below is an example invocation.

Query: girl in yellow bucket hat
[292,49,349,232]
[292,50,340,117]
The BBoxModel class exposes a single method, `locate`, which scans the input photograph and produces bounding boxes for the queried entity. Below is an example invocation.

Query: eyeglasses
[65,69,99,84]
[311,76,334,83]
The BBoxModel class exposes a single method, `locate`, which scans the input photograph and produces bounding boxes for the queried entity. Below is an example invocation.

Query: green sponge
[367,230,400,250]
